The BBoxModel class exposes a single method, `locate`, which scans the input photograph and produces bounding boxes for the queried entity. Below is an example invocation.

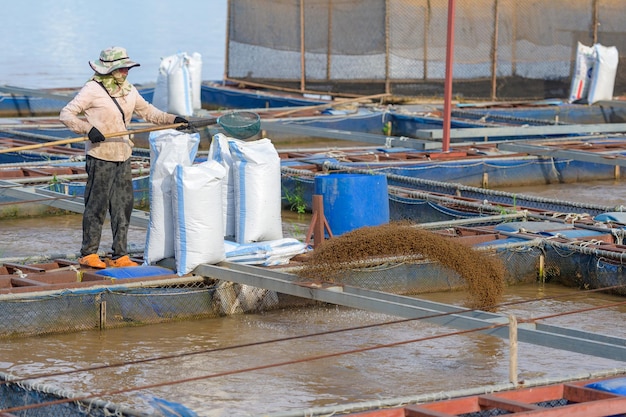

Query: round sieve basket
[217,111,261,139]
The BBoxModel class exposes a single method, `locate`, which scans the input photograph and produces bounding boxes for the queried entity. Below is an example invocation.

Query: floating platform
[344,376,626,416]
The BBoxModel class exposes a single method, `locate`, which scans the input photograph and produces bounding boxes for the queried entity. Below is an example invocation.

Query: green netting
[227,0,626,100]
[0,279,287,339]
[0,374,145,417]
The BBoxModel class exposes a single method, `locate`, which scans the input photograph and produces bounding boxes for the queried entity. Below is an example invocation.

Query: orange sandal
[79,254,106,269]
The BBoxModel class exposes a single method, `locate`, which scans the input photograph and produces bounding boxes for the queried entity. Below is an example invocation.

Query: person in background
[60,46,188,268]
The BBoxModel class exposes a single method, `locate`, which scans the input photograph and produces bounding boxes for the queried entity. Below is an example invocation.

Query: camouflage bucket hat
[89,46,140,75]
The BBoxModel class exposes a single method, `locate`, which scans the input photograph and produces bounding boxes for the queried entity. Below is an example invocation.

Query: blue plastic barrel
[314,173,389,236]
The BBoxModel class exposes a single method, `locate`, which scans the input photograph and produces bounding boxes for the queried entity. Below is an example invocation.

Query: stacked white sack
[152,52,202,116]
[144,130,200,264]
[208,133,236,239]
[569,42,594,103]
[568,42,619,104]
[229,138,283,243]
[587,44,619,104]
[172,161,226,275]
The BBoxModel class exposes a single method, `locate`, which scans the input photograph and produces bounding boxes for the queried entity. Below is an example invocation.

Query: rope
[545,239,626,264]
[321,162,625,214]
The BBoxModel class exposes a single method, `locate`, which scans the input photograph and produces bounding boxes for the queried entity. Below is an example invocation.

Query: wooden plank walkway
[345,380,626,416]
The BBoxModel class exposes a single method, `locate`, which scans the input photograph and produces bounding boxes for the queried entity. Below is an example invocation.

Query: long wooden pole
[490,0,499,101]
[269,93,390,118]
[224,0,232,80]
[509,314,518,385]
[384,0,390,95]
[0,122,185,154]
[300,0,306,92]
[442,0,456,153]
[223,77,363,99]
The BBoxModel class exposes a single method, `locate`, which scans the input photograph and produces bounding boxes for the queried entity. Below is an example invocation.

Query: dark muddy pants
[81,155,134,258]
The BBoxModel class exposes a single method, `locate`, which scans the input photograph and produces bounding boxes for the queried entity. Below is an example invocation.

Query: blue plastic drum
[314,173,389,236]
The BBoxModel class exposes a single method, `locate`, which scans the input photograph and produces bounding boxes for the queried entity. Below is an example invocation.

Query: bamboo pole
[509,314,518,385]
[384,0,390,95]
[592,0,599,44]
[490,0,499,101]
[442,0,456,153]
[269,93,390,118]
[0,123,185,154]
[224,0,232,80]
[300,0,306,92]
[424,0,430,79]
[326,0,332,81]
[222,77,362,99]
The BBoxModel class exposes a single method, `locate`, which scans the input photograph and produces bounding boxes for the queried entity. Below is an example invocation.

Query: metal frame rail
[195,262,626,362]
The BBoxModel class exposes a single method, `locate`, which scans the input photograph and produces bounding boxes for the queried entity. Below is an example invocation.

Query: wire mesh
[315,245,541,294]
[456,398,571,417]
[542,241,626,293]
[227,0,626,100]
[0,378,143,417]
[0,280,285,339]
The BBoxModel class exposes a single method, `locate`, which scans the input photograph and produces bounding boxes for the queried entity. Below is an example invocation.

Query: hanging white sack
[151,52,202,116]
[152,54,177,112]
[144,130,200,264]
[167,53,193,116]
[172,161,226,275]
[587,44,619,105]
[208,133,236,239]
[568,42,595,103]
[229,138,283,243]
[188,52,203,111]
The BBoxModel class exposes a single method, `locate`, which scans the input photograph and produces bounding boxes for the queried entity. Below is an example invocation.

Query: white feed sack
[569,42,595,103]
[587,44,619,105]
[172,161,226,275]
[229,138,283,243]
[144,130,200,264]
[224,238,308,266]
[152,52,202,116]
[569,42,619,105]
[208,133,236,239]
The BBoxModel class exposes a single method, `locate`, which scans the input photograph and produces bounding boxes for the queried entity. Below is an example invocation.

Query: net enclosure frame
[225,0,626,100]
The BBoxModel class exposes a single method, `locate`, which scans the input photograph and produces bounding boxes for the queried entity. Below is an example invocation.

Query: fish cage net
[296,243,543,294]
[227,0,626,100]
[0,378,139,417]
[0,279,286,339]
[542,241,626,292]
[456,398,571,417]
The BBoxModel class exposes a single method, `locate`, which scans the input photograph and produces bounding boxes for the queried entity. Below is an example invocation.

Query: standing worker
[60,46,188,269]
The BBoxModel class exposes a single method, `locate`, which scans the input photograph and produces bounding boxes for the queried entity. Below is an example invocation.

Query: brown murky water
[0,286,625,416]
[0,181,625,416]
[498,179,626,208]
[0,209,309,261]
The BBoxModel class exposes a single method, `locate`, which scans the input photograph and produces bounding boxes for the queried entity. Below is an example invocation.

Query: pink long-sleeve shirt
[60,80,176,162]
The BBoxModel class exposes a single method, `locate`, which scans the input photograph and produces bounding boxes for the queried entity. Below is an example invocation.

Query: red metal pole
[442,0,456,153]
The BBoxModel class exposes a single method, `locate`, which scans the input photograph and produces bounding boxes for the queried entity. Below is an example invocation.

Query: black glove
[88,127,105,143]
[173,116,189,130]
